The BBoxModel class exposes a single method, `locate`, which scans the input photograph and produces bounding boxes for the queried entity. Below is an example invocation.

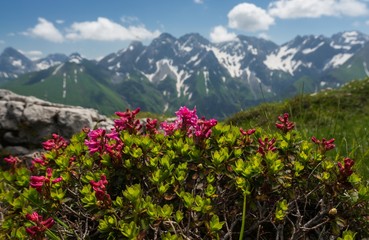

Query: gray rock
[0,89,113,151]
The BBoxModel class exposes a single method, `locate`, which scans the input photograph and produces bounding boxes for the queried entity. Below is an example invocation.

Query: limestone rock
[0,89,113,153]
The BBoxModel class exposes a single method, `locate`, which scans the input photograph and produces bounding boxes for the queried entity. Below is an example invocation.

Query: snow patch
[141,59,190,97]
[247,45,258,55]
[324,53,353,70]
[264,46,300,75]
[329,42,351,50]
[363,62,369,77]
[342,31,364,45]
[12,59,22,67]
[164,103,169,112]
[203,70,209,95]
[186,54,199,64]
[208,46,244,78]
[52,63,64,75]
[302,42,324,54]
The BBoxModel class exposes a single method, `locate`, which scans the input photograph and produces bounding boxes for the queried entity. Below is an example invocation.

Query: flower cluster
[338,157,355,178]
[42,133,68,151]
[90,175,111,207]
[258,138,277,156]
[311,136,335,152]
[25,212,55,237]
[145,118,159,135]
[240,128,256,136]
[114,108,142,134]
[85,128,123,159]
[4,155,19,166]
[30,168,63,193]
[275,113,295,133]
[160,106,217,141]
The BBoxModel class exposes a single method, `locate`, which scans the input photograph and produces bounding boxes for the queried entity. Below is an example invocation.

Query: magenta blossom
[114,108,142,133]
[240,128,256,136]
[311,136,335,152]
[30,168,63,193]
[160,121,177,136]
[338,157,355,178]
[258,137,277,156]
[194,117,217,139]
[42,133,68,151]
[90,175,111,206]
[146,118,159,135]
[175,106,198,131]
[85,129,106,154]
[4,155,19,166]
[275,113,295,133]
[26,211,55,237]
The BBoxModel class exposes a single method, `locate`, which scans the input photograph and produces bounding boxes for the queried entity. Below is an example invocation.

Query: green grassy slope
[225,77,369,177]
[2,63,128,115]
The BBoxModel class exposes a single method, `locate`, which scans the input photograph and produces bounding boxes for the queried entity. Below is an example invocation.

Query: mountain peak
[68,53,83,64]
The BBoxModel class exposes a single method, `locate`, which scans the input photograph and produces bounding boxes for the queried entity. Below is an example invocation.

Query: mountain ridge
[1,30,369,118]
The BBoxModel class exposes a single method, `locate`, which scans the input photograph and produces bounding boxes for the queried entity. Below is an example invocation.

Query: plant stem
[239,192,247,240]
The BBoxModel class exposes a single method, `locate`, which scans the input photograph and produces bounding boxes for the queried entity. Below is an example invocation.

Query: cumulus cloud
[268,0,369,19]
[210,25,237,43]
[56,19,65,24]
[19,50,43,60]
[194,0,204,4]
[228,3,275,32]
[258,33,271,40]
[24,18,64,42]
[65,17,160,41]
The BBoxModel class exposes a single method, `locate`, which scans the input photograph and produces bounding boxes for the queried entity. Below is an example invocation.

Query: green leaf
[123,184,142,203]
[175,210,184,222]
[209,215,224,232]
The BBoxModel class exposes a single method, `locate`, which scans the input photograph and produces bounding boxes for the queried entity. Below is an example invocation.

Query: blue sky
[1,0,369,59]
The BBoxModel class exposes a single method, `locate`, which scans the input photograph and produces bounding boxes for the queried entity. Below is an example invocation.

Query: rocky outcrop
[0,89,113,156]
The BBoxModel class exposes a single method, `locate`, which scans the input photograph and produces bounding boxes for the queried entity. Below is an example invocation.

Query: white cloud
[210,25,237,43]
[56,19,65,24]
[228,3,275,32]
[258,32,271,40]
[24,18,64,42]
[366,20,369,25]
[18,50,43,60]
[65,17,160,41]
[194,0,204,4]
[268,0,369,19]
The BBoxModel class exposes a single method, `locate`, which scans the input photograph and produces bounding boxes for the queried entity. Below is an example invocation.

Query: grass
[225,77,369,178]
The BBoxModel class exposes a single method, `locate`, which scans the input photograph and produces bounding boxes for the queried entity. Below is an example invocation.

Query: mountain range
[1,31,369,118]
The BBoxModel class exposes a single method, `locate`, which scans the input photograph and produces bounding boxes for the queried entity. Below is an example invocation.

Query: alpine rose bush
[0,108,369,239]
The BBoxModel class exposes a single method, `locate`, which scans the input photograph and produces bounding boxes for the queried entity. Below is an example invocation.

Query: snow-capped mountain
[35,53,68,70]
[0,47,36,79]
[1,31,369,118]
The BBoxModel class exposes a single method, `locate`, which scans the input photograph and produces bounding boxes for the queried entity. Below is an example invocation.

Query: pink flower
[31,154,47,167]
[175,106,198,131]
[194,117,217,139]
[338,157,355,178]
[312,136,335,152]
[275,113,295,133]
[42,134,68,151]
[84,129,106,154]
[90,175,111,206]
[114,108,142,133]
[240,128,256,136]
[30,168,62,193]
[258,138,277,156]
[26,212,55,236]
[160,121,177,136]
[4,155,19,166]
[146,118,159,135]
